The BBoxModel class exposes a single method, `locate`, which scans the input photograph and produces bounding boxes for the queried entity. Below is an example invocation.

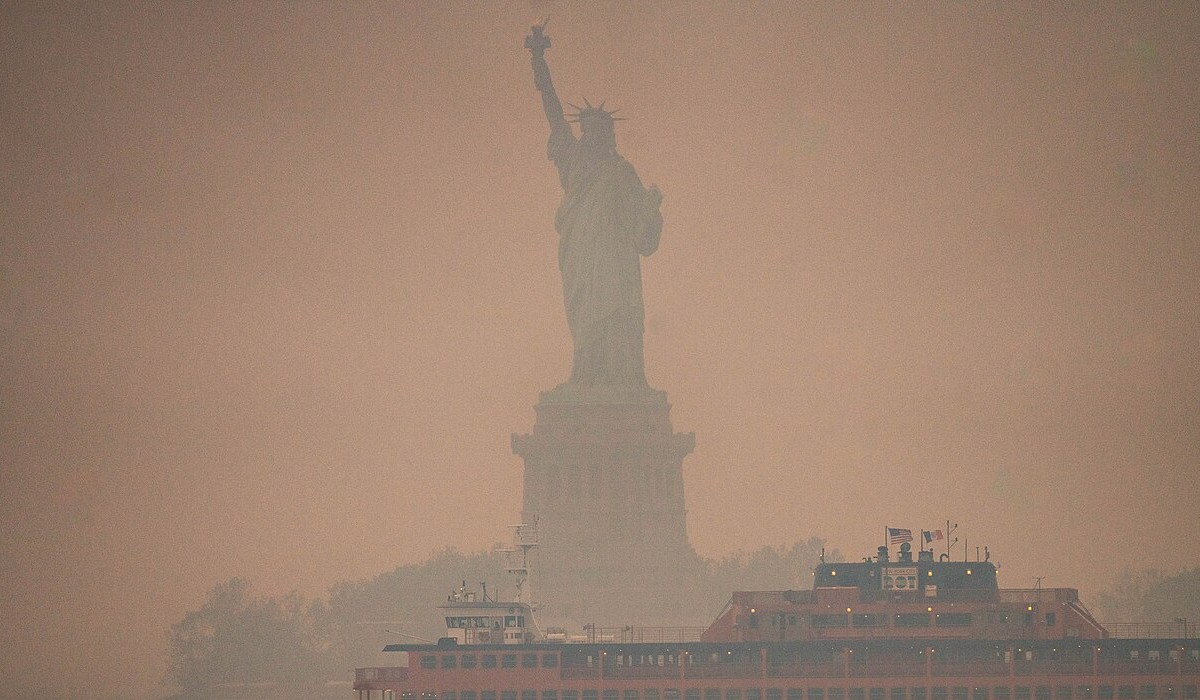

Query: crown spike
[583,97,593,108]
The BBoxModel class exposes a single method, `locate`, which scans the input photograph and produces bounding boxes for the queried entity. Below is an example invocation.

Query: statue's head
[568,99,623,150]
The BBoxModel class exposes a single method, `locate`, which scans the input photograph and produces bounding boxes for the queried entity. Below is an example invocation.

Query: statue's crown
[566,98,627,128]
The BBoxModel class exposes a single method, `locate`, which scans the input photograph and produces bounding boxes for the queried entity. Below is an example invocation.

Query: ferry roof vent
[877,546,889,563]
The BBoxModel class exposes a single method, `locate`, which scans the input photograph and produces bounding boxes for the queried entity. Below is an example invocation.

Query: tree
[1093,566,1200,628]
[166,578,333,699]
[325,548,506,670]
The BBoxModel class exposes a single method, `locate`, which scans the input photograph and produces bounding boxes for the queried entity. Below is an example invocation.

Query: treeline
[165,540,832,698]
[1091,566,1200,625]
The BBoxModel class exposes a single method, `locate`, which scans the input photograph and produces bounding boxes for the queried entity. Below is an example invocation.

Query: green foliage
[1093,566,1200,625]
[166,540,835,692]
[704,538,834,593]
[166,578,333,699]
[325,547,506,668]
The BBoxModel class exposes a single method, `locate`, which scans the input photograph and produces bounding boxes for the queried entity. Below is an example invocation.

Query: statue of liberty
[526,23,663,390]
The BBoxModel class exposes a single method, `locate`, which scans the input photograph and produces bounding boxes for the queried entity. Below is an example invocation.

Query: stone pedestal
[511,385,702,625]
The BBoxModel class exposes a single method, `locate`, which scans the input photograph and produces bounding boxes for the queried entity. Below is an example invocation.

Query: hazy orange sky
[2,2,1198,698]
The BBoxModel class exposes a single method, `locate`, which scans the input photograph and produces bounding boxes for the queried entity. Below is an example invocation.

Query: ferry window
[1140,688,1156,700]
[871,688,886,700]
[502,654,517,669]
[542,653,558,668]
[913,689,928,700]
[849,689,865,700]
[1045,613,1056,626]
[975,689,989,700]
[665,691,681,700]
[1098,688,1114,700]
[482,655,497,668]
[482,693,497,700]
[463,693,476,700]
[564,692,578,700]
[953,689,968,700]
[830,689,845,700]
[543,692,558,700]
[443,693,456,700]
[993,689,1009,700]
[502,691,516,700]
[627,692,641,700]
[1057,689,1072,700]
[604,691,619,700]
[522,654,537,668]
[726,690,742,700]
[462,655,476,669]
[748,690,763,700]
[646,691,660,700]
[1036,688,1050,700]
[768,691,782,700]
[1148,651,1161,661]
[424,693,438,700]
[749,614,759,628]
[1183,689,1197,700]
[687,691,701,700]
[932,688,947,700]
[892,689,907,700]
[1024,613,1034,625]
[421,656,437,669]
[709,690,723,700]
[584,691,598,700]
[936,613,972,627]
[813,614,849,628]
[1163,689,1176,700]
[522,692,536,700]
[895,613,931,627]
[854,614,884,627]
[1077,689,1092,700]
[808,689,824,700]
[442,656,457,669]
[403,694,415,700]
[1015,689,1030,700]
[1119,688,1135,700]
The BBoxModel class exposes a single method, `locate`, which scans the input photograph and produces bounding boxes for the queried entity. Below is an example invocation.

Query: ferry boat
[353,534,1199,700]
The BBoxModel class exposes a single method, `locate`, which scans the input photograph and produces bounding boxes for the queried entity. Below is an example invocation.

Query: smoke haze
[2,2,1197,697]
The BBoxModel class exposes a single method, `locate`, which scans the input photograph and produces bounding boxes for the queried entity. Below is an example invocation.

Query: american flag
[888,527,914,545]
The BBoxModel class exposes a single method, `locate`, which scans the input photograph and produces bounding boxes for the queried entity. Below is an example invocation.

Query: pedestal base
[512,384,703,625]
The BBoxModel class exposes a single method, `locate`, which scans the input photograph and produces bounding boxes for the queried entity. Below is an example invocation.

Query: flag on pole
[922,529,944,543]
[888,527,914,545]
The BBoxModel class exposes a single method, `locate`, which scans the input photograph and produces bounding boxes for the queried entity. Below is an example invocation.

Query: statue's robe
[548,129,661,386]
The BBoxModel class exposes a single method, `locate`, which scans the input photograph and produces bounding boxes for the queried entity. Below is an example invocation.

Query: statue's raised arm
[525,21,571,140]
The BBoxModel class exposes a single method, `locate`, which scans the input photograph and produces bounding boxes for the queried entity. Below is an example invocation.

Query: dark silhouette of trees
[165,540,834,695]
[166,578,333,699]
[1093,566,1200,629]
